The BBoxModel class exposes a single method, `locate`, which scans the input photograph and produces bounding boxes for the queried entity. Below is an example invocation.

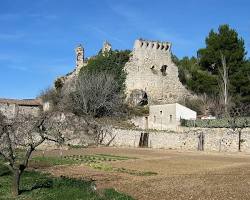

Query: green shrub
[181,117,250,128]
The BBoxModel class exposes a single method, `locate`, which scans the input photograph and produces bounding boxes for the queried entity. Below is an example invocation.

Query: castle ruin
[125,39,192,104]
[75,44,85,74]
[56,39,192,105]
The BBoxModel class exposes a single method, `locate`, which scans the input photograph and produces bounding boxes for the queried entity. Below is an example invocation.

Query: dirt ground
[34,147,250,200]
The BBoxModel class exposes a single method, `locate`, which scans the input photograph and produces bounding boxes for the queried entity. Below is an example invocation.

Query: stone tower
[125,39,192,105]
[75,44,84,72]
[102,41,112,54]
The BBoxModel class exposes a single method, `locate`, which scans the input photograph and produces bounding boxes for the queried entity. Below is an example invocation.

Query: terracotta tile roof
[0,98,42,106]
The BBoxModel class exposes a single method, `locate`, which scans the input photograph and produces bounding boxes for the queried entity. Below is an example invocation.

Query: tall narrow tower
[102,41,112,55]
[75,44,84,69]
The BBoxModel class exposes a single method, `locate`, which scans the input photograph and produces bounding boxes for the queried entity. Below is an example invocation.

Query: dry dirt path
[34,147,250,200]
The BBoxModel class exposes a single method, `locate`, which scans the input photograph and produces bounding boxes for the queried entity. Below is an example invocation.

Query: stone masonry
[102,127,250,153]
[125,39,193,104]
[0,98,41,119]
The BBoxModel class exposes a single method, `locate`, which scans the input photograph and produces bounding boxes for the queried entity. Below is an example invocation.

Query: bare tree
[69,73,123,117]
[218,53,231,116]
[0,111,96,197]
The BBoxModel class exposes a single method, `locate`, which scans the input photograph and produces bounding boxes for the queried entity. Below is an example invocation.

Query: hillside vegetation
[173,25,250,110]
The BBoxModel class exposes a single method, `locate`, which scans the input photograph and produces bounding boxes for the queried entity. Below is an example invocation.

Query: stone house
[133,103,197,130]
[0,98,42,119]
[148,103,197,130]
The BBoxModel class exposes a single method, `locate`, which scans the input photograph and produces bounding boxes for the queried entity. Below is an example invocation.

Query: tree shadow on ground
[20,178,53,194]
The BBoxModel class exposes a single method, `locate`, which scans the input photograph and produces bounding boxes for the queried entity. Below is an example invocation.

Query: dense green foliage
[173,55,218,95]
[198,25,246,75]
[0,161,134,200]
[80,50,131,92]
[174,24,250,105]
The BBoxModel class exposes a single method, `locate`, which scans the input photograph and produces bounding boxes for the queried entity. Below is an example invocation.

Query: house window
[170,115,173,122]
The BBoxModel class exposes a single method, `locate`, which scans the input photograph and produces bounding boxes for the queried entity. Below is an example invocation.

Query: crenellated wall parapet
[134,39,171,52]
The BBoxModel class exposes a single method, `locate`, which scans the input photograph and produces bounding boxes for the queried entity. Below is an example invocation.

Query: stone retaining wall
[103,128,250,153]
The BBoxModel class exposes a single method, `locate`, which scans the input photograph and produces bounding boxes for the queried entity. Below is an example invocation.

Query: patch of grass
[30,154,157,178]
[63,154,135,163]
[115,168,157,176]
[68,144,88,149]
[95,154,137,160]
[0,163,134,200]
[29,156,80,168]
[88,163,113,171]
[0,164,12,177]
[86,162,157,177]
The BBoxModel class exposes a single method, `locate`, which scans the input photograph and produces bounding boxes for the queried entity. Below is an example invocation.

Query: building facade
[132,103,197,130]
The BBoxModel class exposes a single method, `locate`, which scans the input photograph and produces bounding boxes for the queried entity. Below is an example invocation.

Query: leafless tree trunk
[0,111,96,197]
[219,53,230,116]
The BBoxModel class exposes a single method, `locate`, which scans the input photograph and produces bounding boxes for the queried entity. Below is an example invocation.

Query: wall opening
[198,133,205,151]
[138,92,148,106]
[145,117,148,129]
[170,115,173,122]
[139,132,149,148]
[160,65,168,76]
[150,65,157,74]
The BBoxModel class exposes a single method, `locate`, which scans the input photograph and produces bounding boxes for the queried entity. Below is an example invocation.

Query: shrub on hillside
[80,49,131,92]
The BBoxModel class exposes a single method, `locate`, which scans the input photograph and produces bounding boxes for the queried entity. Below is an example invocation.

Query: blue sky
[1,0,250,99]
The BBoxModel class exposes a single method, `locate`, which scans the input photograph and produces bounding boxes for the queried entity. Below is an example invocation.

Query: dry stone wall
[0,102,40,119]
[103,127,250,153]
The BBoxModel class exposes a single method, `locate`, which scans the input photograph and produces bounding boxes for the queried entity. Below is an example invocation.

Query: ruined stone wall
[125,39,192,104]
[0,103,16,119]
[0,103,40,119]
[17,106,40,117]
[103,127,250,153]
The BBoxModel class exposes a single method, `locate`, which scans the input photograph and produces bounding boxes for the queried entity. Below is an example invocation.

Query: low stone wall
[0,103,16,118]
[0,102,40,119]
[103,128,250,153]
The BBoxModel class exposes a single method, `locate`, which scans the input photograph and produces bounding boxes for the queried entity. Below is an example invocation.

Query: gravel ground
[34,147,250,200]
